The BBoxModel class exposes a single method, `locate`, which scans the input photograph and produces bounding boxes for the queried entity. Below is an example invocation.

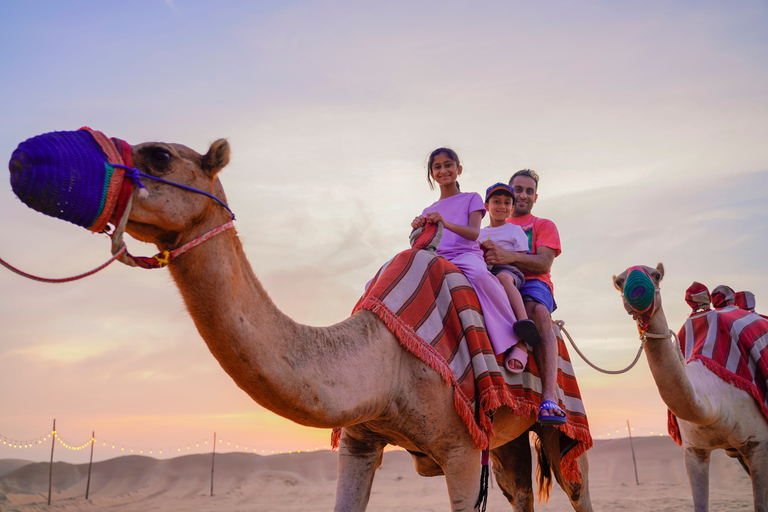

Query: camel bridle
[108,163,236,270]
[1,129,236,282]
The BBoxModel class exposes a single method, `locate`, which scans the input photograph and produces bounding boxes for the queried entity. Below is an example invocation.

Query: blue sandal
[538,400,567,426]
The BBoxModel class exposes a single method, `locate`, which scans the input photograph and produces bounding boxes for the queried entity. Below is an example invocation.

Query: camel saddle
[670,305,768,444]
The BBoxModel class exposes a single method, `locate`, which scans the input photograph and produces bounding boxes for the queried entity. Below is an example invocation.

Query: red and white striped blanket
[668,305,768,444]
[341,244,592,481]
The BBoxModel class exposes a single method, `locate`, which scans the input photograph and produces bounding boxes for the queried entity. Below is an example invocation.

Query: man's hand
[482,240,556,275]
[481,239,517,266]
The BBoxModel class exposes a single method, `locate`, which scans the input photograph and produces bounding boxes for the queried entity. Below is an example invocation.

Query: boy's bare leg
[525,301,565,419]
[496,272,528,321]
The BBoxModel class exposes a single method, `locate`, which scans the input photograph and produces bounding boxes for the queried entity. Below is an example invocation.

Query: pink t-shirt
[422,192,485,259]
[506,213,561,292]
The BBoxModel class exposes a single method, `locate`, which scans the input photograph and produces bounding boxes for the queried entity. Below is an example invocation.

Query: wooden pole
[48,419,56,505]
[85,431,95,499]
[210,432,216,497]
[627,420,640,485]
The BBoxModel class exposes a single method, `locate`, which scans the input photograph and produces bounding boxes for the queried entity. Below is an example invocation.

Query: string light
[1,429,343,457]
[595,425,667,439]
[0,431,53,450]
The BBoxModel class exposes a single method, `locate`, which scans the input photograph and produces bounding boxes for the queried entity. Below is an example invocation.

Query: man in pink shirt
[481,169,565,425]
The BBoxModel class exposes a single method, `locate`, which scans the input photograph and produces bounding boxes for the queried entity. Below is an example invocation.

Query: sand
[0,436,754,511]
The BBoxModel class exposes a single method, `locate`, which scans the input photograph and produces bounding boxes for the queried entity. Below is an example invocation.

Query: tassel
[475,448,489,512]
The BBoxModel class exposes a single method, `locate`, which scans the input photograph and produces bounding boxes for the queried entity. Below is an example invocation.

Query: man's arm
[481,240,556,274]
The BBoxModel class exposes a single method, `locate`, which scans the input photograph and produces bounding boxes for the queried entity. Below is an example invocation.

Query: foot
[513,319,542,347]
[504,343,528,373]
[538,399,567,426]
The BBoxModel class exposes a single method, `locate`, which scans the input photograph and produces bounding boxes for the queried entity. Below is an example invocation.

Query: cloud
[11,339,120,364]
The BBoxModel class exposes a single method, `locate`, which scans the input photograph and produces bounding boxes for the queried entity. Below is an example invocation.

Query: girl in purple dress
[410,148,528,372]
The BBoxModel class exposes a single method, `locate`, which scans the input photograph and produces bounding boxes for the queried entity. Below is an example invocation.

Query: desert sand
[0,436,754,511]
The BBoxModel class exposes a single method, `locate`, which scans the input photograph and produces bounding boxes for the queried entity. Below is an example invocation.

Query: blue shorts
[520,279,557,313]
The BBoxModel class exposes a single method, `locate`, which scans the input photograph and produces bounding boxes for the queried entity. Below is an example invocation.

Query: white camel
[613,263,768,512]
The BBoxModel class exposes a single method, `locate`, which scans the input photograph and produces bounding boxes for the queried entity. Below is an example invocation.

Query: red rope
[0,246,127,283]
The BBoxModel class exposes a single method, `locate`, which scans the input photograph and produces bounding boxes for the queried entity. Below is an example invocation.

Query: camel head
[8,128,232,253]
[126,139,231,248]
[613,263,665,321]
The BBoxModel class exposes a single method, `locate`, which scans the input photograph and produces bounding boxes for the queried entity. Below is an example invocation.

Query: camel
[9,134,591,511]
[613,263,768,512]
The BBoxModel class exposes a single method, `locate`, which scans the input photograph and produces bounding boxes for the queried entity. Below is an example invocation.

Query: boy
[479,183,541,371]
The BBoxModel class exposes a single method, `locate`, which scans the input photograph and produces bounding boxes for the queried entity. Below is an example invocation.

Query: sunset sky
[1,0,767,463]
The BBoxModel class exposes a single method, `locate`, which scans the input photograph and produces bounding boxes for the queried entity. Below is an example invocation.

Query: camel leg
[441,445,484,512]
[534,426,593,512]
[562,452,593,512]
[683,447,711,512]
[334,429,386,512]
[744,445,768,512]
[489,434,534,512]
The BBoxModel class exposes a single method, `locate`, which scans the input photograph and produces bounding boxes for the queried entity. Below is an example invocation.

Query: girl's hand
[425,211,444,224]
[411,215,427,229]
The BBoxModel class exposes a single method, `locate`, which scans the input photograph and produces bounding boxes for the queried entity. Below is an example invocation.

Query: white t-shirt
[478,223,528,252]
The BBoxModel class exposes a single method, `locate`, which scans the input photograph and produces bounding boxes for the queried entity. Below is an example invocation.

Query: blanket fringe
[331,428,342,452]
[668,354,768,446]
[359,296,593,482]
[361,297,454,385]
[693,355,768,420]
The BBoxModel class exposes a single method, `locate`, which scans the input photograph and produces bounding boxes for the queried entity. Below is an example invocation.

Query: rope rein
[558,320,678,375]
[0,246,127,284]
[555,320,647,375]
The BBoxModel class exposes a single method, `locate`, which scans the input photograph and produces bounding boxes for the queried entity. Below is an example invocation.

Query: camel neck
[164,226,391,428]
[643,306,713,424]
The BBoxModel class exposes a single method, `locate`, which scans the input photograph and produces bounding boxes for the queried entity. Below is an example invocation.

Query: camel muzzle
[7,128,235,273]
[623,266,656,315]
[8,128,136,234]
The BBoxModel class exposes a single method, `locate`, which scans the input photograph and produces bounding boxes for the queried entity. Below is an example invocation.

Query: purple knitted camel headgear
[9,128,137,233]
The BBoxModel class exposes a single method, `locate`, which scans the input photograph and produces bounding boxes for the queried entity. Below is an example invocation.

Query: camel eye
[149,149,172,165]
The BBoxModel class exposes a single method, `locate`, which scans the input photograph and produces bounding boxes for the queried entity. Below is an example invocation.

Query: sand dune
[0,437,754,511]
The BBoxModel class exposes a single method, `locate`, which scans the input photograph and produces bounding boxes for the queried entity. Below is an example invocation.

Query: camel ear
[202,139,230,177]
[656,263,665,280]
[612,274,623,291]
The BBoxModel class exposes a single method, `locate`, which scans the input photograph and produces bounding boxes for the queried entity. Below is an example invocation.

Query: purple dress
[423,192,520,354]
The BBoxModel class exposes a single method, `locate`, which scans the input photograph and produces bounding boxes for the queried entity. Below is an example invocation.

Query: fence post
[86,431,95,499]
[48,419,56,505]
[210,432,216,497]
[627,420,639,485]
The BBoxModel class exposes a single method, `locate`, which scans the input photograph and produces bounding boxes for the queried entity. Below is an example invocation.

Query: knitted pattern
[623,267,655,314]
[9,130,126,233]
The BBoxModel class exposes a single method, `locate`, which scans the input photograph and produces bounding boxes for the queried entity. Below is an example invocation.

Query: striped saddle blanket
[348,244,592,481]
[668,305,768,444]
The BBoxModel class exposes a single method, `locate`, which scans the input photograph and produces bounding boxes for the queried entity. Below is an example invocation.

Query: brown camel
[10,135,591,511]
[613,264,768,512]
